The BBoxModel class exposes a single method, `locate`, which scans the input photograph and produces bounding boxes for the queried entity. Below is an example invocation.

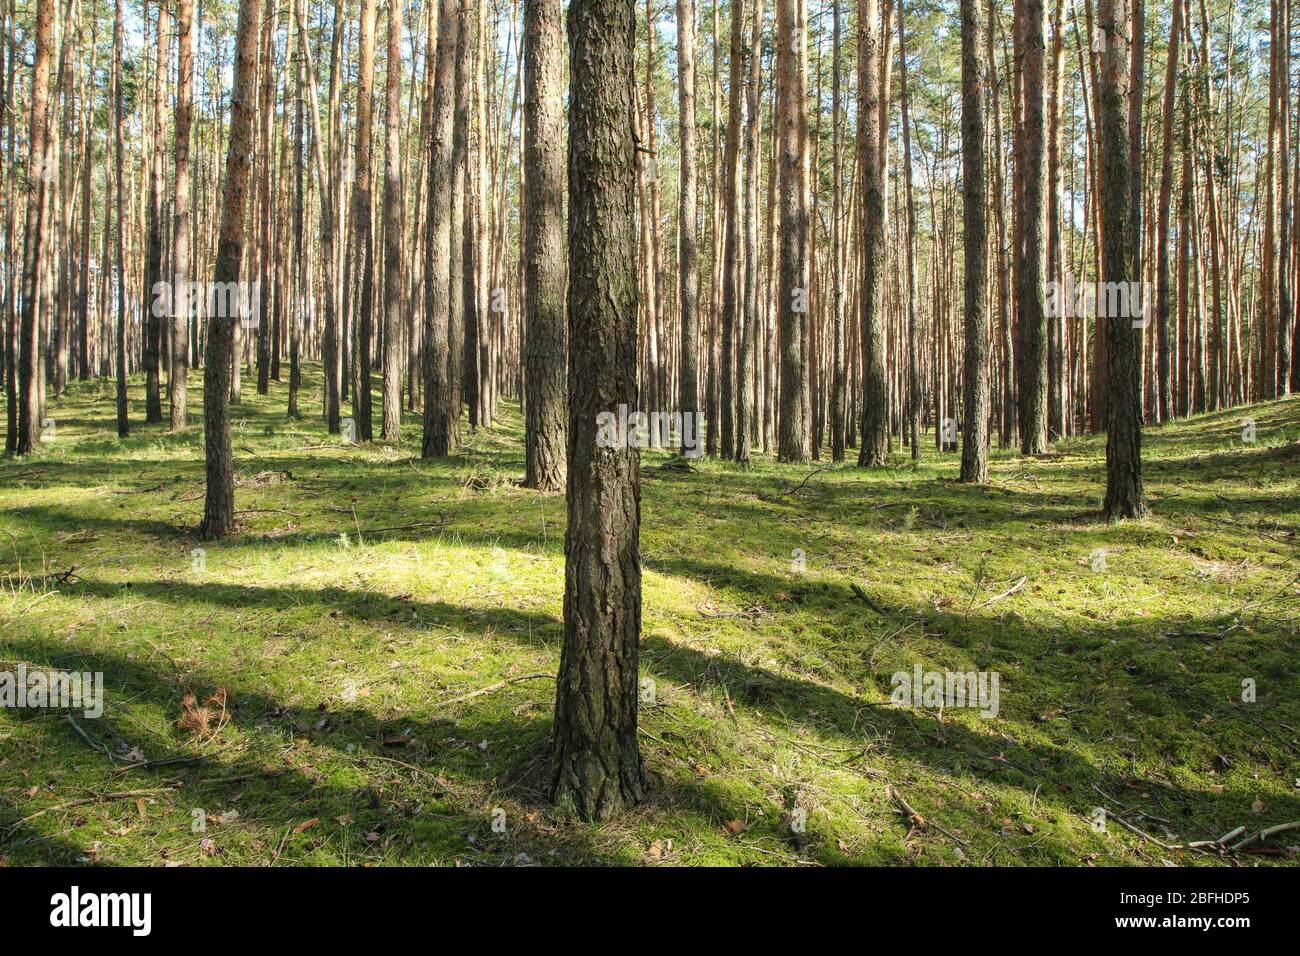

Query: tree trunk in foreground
[170,0,194,431]
[551,0,646,821]
[15,0,53,455]
[522,0,566,490]
[776,0,809,462]
[676,0,700,450]
[201,0,262,539]
[1098,0,1145,520]
[857,0,888,468]
[959,0,989,483]
[380,0,404,441]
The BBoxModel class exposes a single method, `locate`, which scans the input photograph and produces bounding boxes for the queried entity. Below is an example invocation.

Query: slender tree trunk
[381,0,404,440]
[522,0,566,489]
[676,0,700,447]
[1154,0,1181,422]
[551,0,646,821]
[960,0,989,483]
[170,0,194,430]
[898,1,920,459]
[351,0,377,441]
[14,0,53,454]
[719,0,743,459]
[776,0,809,461]
[201,0,263,539]
[1099,0,1145,519]
[143,1,169,423]
[112,0,128,438]
[1015,0,1048,453]
[423,0,459,457]
[857,0,888,467]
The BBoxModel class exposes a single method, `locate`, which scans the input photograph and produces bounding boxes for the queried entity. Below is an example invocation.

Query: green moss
[1,367,1297,866]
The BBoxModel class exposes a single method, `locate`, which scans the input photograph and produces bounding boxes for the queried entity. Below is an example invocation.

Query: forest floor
[1,364,1298,866]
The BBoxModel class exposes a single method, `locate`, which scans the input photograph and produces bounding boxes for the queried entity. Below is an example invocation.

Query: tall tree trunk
[14,0,53,454]
[1015,0,1048,453]
[351,0,377,441]
[522,0,566,489]
[113,0,128,438]
[719,0,743,459]
[857,0,888,467]
[898,1,920,459]
[776,0,809,461]
[1278,0,1293,394]
[1099,0,1145,519]
[170,0,194,431]
[423,0,459,457]
[1154,0,1181,422]
[551,0,646,821]
[829,0,845,461]
[381,0,404,440]
[737,0,762,463]
[959,0,989,483]
[144,1,169,424]
[676,0,700,448]
[201,0,263,539]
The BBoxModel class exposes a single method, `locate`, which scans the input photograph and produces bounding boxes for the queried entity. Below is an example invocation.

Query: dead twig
[433,673,555,709]
[977,575,1027,609]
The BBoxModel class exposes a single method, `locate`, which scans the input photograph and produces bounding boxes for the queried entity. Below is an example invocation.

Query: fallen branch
[432,673,555,709]
[978,576,1027,609]
[850,583,889,616]
[887,784,970,847]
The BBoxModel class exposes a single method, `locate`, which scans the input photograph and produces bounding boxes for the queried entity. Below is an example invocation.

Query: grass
[1,363,1298,866]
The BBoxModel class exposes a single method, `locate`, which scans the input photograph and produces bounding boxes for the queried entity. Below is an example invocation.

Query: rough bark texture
[381,0,404,441]
[423,0,458,458]
[719,0,743,460]
[551,0,646,821]
[15,0,53,455]
[676,0,700,438]
[829,0,845,461]
[1098,0,1145,520]
[113,0,129,438]
[959,0,989,483]
[351,0,377,442]
[523,0,567,490]
[201,0,262,540]
[1154,0,1181,422]
[857,0,888,468]
[170,0,194,431]
[1015,0,1048,454]
[776,0,809,462]
[144,1,169,424]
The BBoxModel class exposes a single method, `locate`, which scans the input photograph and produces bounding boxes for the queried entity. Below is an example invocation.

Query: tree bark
[381,0,405,440]
[1098,0,1145,519]
[423,0,459,458]
[857,0,888,467]
[551,0,646,821]
[776,0,809,461]
[676,0,700,446]
[201,0,263,539]
[351,0,377,441]
[1015,0,1048,453]
[14,0,53,455]
[959,0,989,483]
[170,0,194,431]
[522,0,567,489]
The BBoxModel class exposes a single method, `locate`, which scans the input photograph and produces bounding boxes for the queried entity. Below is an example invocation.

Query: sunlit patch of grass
[1,366,1297,866]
